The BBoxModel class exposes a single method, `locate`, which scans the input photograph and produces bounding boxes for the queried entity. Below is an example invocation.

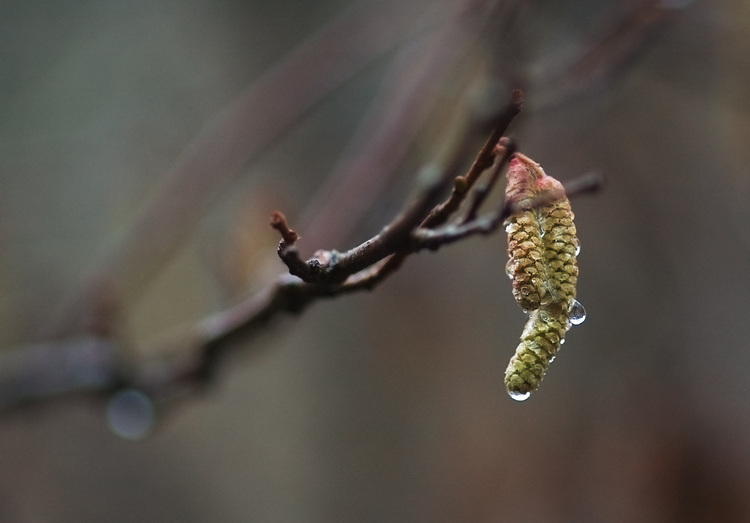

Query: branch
[0,89,526,416]
[46,0,475,339]
[422,90,523,229]
[411,171,603,250]
[461,137,517,224]
[273,91,524,286]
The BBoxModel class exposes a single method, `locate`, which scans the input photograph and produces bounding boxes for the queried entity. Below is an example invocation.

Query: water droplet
[568,299,586,325]
[559,338,565,345]
[106,388,156,440]
[508,390,531,402]
[505,259,514,279]
[575,243,581,256]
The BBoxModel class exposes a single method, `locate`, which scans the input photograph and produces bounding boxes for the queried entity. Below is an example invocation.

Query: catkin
[539,198,579,308]
[504,303,569,397]
[503,153,580,398]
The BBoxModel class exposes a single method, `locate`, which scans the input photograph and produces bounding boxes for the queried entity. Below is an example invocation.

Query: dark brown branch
[277,143,464,283]
[267,92,526,296]
[90,91,532,402]
[270,211,299,245]
[275,162,465,285]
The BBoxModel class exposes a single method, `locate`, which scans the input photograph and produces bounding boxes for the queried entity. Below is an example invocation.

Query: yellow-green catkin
[539,198,579,309]
[503,153,580,399]
[504,303,569,399]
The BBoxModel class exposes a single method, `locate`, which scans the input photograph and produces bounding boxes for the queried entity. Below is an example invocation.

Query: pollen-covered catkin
[503,153,582,399]
[504,153,578,311]
[505,212,546,311]
[504,303,569,398]
[538,198,579,308]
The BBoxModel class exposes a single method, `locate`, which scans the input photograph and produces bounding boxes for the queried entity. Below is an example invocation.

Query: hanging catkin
[503,153,584,400]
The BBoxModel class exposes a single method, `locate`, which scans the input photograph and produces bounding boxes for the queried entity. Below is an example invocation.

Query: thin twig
[269,212,299,246]
[411,171,604,250]
[421,90,524,229]
[462,137,517,223]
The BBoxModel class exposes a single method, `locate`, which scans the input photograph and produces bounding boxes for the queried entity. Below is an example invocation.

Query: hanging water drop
[568,299,586,325]
[575,243,581,256]
[106,388,156,440]
[505,258,514,279]
[508,390,531,402]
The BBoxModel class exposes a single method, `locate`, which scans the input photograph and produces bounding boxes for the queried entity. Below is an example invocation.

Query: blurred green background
[1,0,749,521]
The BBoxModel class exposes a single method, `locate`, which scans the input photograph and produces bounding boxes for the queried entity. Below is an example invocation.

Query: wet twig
[0,90,527,415]
[412,171,603,250]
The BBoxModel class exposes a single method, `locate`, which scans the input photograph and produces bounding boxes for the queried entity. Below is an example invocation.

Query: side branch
[411,172,603,250]
[421,90,523,229]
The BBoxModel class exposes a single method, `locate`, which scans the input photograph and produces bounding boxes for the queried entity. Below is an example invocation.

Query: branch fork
[0,90,601,423]
[271,89,600,299]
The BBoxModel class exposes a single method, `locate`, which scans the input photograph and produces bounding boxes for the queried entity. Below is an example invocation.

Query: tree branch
[411,171,603,250]
[0,89,526,415]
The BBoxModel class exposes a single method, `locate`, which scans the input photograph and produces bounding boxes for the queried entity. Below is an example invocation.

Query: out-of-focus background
[1,0,749,521]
